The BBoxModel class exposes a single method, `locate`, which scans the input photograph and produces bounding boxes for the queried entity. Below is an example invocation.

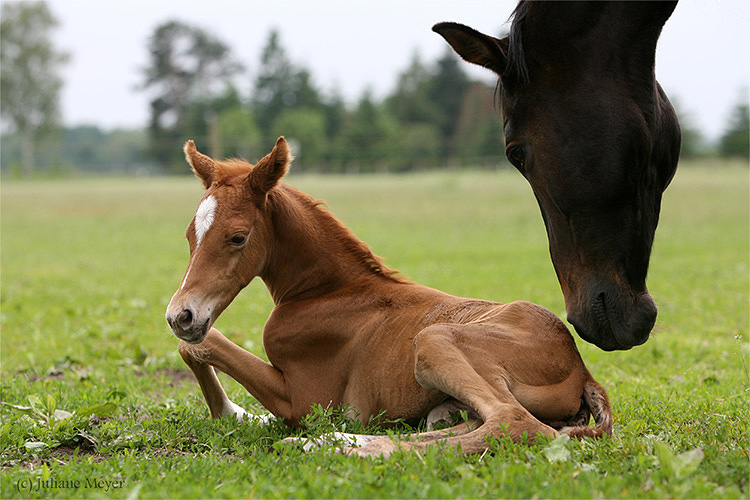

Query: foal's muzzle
[165,295,213,344]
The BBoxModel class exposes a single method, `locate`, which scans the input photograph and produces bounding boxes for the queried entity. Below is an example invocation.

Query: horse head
[166,138,291,344]
[434,2,680,350]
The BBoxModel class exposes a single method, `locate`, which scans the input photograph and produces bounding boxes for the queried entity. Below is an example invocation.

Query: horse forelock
[505,1,531,84]
[506,1,672,89]
[211,158,254,185]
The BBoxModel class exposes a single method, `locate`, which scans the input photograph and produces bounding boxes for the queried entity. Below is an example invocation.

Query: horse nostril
[178,309,194,330]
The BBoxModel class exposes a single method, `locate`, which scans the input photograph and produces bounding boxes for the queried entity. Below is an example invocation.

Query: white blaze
[194,195,217,248]
[179,265,191,290]
[179,195,217,290]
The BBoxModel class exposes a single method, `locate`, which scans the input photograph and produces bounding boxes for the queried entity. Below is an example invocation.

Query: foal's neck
[260,184,400,305]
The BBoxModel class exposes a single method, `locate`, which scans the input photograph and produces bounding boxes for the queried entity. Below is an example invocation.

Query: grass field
[1,161,748,498]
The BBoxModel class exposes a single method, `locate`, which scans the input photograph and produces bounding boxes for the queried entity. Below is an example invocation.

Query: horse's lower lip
[569,317,625,351]
[568,292,655,351]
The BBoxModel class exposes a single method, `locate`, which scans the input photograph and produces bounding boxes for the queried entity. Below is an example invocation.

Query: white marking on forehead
[194,195,217,247]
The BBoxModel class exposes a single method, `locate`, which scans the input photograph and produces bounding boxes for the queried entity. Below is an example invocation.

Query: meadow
[1,161,748,498]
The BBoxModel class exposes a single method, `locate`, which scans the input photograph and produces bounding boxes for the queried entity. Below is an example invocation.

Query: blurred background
[1,0,748,177]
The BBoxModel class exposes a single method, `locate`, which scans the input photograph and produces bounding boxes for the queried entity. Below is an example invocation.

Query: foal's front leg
[178,342,247,420]
[178,327,292,421]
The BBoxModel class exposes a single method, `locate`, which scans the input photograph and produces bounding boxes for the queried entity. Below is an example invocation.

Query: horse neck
[260,184,398,305]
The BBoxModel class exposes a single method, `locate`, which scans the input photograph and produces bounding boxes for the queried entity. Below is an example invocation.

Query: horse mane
[267,183,406,284]
[505,1,531,84]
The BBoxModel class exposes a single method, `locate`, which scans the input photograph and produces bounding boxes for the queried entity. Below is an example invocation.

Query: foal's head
[166,138,291,343]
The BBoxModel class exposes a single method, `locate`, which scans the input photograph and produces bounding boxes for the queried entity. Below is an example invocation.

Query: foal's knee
[178,339,210,368]
[413,325,452,358]
[413,325,458,383]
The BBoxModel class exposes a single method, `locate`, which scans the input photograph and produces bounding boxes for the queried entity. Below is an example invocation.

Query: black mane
[505,1,531,84]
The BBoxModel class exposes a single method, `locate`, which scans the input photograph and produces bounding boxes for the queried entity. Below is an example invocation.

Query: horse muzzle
[165,296,214,344]
[566,285,657,351]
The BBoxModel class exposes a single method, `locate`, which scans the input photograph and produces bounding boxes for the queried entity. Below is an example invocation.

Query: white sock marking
[279,432,385,451]
[220,397,249,422]
[194,195,217,248]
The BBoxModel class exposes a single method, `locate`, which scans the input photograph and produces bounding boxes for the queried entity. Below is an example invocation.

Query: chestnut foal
[165,138,611,457]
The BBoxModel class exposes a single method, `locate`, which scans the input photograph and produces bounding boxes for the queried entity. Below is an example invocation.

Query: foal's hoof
[218,399,249,422]
[343,437,404,458]
[278,433,386,453]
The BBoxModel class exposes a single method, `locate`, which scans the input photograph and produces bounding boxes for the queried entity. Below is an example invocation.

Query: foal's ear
[184,140,217,189]
[432,22,507,76]
[247,137,292,198]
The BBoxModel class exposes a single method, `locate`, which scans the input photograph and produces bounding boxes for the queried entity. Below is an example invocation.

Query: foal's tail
[561,370,613,439]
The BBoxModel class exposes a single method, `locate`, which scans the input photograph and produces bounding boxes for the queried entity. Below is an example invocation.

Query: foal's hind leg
[414,324,561,445]
[350,323,566,457]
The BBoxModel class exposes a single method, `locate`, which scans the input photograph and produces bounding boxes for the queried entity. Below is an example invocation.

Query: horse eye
[506,146,526,170]
[229,234,247,246]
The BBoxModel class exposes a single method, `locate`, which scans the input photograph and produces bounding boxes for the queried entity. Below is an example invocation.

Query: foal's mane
[267,184,405,283]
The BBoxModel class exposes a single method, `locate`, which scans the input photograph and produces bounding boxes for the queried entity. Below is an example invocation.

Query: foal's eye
[506,146,526,171]
[228,234,247,246]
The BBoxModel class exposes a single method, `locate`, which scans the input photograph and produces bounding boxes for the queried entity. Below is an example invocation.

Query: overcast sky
[41,0,749,140]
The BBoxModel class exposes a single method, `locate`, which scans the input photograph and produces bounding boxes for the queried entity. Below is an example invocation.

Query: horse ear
[247,137,292,198]
[184,140,216,189]
[432,22,508,76]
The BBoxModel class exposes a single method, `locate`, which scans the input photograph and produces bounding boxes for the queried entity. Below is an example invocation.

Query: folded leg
[179,327,292,421]
[350,322,579,457]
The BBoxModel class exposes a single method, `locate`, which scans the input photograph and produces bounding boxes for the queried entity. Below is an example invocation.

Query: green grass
[1,161,748,498]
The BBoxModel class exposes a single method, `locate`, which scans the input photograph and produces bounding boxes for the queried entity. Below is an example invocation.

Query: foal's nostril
[178,309,194,330]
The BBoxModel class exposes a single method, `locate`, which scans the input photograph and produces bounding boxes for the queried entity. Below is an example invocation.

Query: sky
[38,0,750,140]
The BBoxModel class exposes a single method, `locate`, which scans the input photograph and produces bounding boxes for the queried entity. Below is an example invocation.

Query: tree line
[1,3,748,176]
[130,20,508,174]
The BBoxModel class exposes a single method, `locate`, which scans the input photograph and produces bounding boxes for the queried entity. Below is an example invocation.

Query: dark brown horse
[434,1,681,351]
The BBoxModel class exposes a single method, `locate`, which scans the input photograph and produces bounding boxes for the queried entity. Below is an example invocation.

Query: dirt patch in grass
[154,368,196,385]
[51,445,110,464]
[3,446,112,470]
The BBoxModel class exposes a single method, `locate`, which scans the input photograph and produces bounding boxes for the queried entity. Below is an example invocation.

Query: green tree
[452,82,505,163]
[334,91,399,172]
[1,1,69,176]
[391,123,442,171]
[719,92,749,159]
[182,86,246,158]
[427,49,470,156]
[140,20,242,170]
[215,107,262,161]
[384,50,468,164]
[386,52,439,126]
[320,89,346,142]
[271,108,328,169]
[671,97,709,158]
[252,29,322,143]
